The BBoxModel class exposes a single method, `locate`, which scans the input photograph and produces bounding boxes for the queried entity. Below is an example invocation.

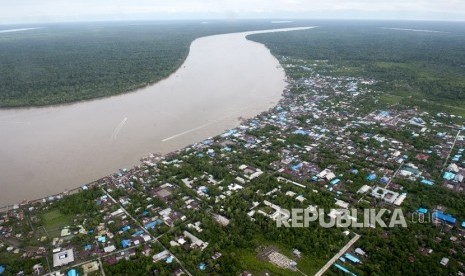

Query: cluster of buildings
[2,57,465,275]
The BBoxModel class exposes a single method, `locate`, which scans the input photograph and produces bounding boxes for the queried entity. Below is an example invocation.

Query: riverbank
[0,27,314,206]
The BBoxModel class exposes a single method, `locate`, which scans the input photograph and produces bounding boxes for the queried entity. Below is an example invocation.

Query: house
[334,264,357,276]
[344,253,360,264]
[335,199,349,209]
[32,264,45,276]
[394,193,407,206]
[433,211,456,225]
[443,172,456,181]
[440,257,449,266]
[355,248,366,256]
[295,195,306,202]
[417,208,428,214]
[420,179,434,186]
[366,173,377,181]
[213,214,230,226]
[293,249,302,258]
[103,245,116,253]
[67,269,78,276]
[239,164,263,180]
[153,250,170,263]
[357,185,371,194]
[121,239,131,248]
[448,164,459,173]
[183,231,208,251]
[82,261,99,274]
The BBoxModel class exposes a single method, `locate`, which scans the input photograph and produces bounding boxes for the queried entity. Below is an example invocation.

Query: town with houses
[1,57,465,275]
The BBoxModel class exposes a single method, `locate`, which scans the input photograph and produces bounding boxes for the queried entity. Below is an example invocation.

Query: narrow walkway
[314,233,361,276]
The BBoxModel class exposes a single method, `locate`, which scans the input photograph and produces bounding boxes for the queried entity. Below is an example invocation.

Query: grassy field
[235,236,327,275]
[41,208,73,237]
[378,93,404,105]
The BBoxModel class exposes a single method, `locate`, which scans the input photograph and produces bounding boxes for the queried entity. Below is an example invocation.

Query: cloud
[1,0,465,24]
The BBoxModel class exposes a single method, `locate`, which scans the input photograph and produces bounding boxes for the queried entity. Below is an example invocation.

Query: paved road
[385,160,404,189]
[314,233,361,276]
[102,188,193,276]
[442,130,461,172]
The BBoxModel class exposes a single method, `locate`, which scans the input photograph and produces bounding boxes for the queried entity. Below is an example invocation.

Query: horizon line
[2,17,465,27]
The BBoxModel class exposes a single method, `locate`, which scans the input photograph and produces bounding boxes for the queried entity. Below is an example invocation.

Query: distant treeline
[249,21,465,105]
[0,20,303,107]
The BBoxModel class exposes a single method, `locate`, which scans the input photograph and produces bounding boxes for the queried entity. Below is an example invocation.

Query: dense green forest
[3,20,464,107]
[249,21,465,107]
[0,20,302,107]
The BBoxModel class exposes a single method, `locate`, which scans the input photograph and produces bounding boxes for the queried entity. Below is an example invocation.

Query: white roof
[104,245,116,253]
[53,249,74,267]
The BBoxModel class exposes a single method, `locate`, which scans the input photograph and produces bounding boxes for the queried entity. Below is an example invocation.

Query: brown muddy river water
[0,27,312,205]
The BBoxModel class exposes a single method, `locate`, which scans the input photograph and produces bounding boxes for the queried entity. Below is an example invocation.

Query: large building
[53,249,74,267]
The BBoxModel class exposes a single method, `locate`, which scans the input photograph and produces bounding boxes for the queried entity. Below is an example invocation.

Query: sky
[2,0,465,25]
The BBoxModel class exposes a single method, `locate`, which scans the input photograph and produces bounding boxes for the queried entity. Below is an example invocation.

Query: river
[0,27,312,206]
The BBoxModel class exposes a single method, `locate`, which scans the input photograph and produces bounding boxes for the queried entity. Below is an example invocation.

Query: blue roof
[121,239,131,248]
[0,265,5,274]
[293,130,308,135]
[420,179,434,186]
[121,225,131,232]
[339,257,346,262]
[132,230,144,237]
[330,179,341,185]
[462,221,465,228]
[344,253,360,263]
[443,172,456,181]
[334,264,357,276]
[291,163,303,171]
[379,111,389,117]
[67,269,78,276]
[351,169,359,175]
[380,177,389,184]
[202,139,213,145]
[84,244,92,250]
[417,208,428,214]
[145,219,163,229]
[433,211,457,224]
[97,236,106,243]
[221,129,237,137]
[366,173,377,181]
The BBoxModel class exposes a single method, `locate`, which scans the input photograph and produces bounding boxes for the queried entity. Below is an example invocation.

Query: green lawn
[41,209,73,237]
[235,236,327,275]
[236,249,302,276]
[379,93,404,106]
